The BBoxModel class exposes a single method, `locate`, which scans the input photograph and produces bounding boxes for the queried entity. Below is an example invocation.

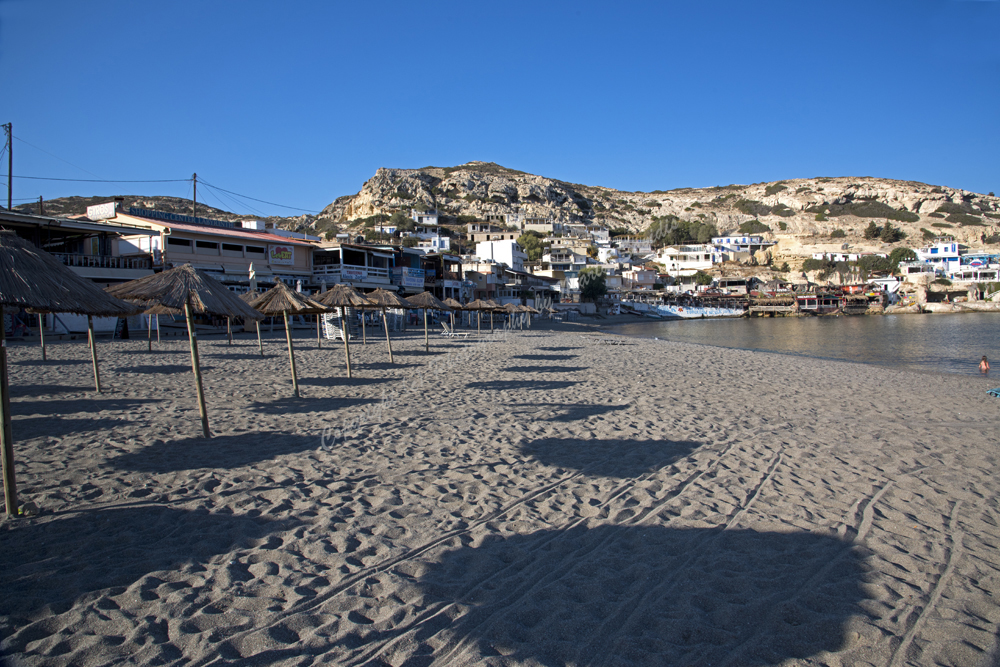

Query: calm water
[609,313,999,376]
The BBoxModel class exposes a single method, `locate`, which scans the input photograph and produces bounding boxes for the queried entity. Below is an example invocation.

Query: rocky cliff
[319,162,1000,250]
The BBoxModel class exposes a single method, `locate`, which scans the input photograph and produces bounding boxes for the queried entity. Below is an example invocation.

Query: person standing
[980,356,990,375]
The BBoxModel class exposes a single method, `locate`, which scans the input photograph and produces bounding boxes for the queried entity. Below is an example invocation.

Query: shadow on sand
[11,416,118,439]
[405,525,869,667]
[10,397,162,417]
[511,354,579,361]
[0,506,297,655]
[111,432,321,473]
[114,364,202,375]
[299,376,392,388]
[514,402,630,423]
[536,346,581,352]
[250,396,375,416]
[13,358,89,367]
[467,380,578,392]
[520,437,701,478]
[503,365,589,374]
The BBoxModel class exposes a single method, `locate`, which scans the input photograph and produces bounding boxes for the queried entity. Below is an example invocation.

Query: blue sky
[1,0,998,216]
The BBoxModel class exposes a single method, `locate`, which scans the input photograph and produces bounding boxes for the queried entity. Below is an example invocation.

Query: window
[196,241,218,249]
[167,237,191,247]
[222,243,243,252]
[246,245,266,255]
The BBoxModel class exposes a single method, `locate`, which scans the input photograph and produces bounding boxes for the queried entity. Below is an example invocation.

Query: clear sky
[1,0,998,217]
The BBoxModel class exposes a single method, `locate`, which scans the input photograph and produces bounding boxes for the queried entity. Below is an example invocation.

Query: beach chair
[988,387,1000,398]
[441,322,470,338]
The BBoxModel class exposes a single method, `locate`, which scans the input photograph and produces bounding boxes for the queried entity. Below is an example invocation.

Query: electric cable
[198,178,320,213]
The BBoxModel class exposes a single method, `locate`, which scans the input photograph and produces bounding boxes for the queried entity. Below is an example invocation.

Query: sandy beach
[2,323,999,666]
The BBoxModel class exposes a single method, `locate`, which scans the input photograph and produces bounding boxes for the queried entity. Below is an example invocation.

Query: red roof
[115,214,315,247]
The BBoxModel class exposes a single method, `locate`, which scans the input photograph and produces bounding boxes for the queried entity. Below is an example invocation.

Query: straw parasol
[442,297,463,331]
[463,299,491,335]
[484,299,504,331]
[314,284,373,378]
[405,291,452,352]
[363,288,413,364]
[106,264,263,438]
[0,231,140,516]
[248,281,329,398]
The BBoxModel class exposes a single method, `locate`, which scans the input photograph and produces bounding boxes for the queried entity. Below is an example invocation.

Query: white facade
[657,244,722,276]
[914,240,960,274]
[476,240,526,272]
[418,236,451,251]
[410,209,439,226]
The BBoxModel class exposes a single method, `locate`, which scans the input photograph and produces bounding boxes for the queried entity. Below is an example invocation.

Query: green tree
[694,270,714,286]
[390,211,414,232]
[517,232,546,262]
[863,221,880,240]
[880,222,905,243]
[586,244,599,259]
[888,247,917,271]
[578,267,607,302]
[401,236,419,247]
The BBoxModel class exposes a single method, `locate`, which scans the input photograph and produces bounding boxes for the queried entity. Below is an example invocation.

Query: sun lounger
[988,387,1000,397]
[441,322,471,338]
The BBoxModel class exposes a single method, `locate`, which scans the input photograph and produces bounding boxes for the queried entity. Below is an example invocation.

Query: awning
[370,252,394,259]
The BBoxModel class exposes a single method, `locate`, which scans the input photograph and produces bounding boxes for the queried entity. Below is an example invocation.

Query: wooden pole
[316,314,321,349]
[156,314,160,343]
[490,310,494,332]
[340,306,352,378]
[255,320,264,356]
[283,310,299,398]
[87,315,101,393]
[184,304,210,438]
[0,305,18,517]
[423,308,429,352]
[147,313,152,351]
[361,309,367,344]
[38,313,46,361]
[227,317,233,346]
[477,310,481,335]
[382,309,393,364]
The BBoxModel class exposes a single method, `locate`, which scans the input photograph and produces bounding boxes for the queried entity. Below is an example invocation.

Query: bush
[578,267,607,302]
[830,229,846,238]
[735,199,773,217]
[778,221,787,231]
[771,203,795,217]
[888,247,917,270]
[946,212,983,226]
[808,200,919,222]
[764,183,787,196]
[921,228,936,241]
[738,219,772,234]
[815,212,827,221]
[880,222,905,242]
[928,212,945,218]
[863,221,880,240]
[778,262,790,272]
[646,216,718,246]
[694,270,714,286]
[932,278,952,286]
[394,190,414,200]
[931,222,953,228]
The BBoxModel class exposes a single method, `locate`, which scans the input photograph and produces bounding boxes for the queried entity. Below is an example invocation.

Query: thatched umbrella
[406,291,452,352]
[248,281,329,398]
[0,231,139,516]
[314,284,372,378]
[484,299,505,331]
[464,299,491,335]
[442,297,464,331]
[106,264,263,438]
[364,288,413,364]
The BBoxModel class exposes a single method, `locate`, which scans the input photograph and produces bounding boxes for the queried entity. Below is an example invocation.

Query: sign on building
[86,202,117,220]
[393,266,424,288]
[268,245,294,265]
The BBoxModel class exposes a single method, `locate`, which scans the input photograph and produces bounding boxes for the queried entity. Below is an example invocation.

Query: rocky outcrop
[316,163,1000,252]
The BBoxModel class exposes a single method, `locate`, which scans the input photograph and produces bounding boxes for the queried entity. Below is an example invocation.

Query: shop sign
[268,245,294,265]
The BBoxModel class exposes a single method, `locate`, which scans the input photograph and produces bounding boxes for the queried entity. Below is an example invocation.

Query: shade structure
[248,281,329,398]
[442,298,463,331]
[483,299,504,331]
[406,291,452,352]
[464,299,492,335]
[363,288,413,364]
[106,264,264,439]
[0,231,139,517]
[314,284,373,378]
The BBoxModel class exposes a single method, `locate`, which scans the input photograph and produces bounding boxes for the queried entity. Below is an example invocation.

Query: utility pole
[38,196,43,216]
[192,172,197,219]
[3,123,11,210]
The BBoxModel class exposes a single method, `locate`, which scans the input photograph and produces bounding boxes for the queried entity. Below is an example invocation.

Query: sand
[1,321,999,666]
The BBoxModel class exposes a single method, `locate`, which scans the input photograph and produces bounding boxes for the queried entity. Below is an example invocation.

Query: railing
[53,253,152,270]
[313,263,390,281]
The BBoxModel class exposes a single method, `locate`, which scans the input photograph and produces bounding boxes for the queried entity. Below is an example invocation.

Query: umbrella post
[382,309,393,364]
[316,314,321,349]
[87,315,101,393]
[423,308,429,352]
[361,310,367,344]
[0,305,18,517]
[184,303,210,439]
[227,317,233,346]
[255,320,264,356]
[283,310,299,398]
[477,311,481,335]
[156,314,160,343]
[38,313,46,361]
[490,310,494,332]
[147,313,152,351]
[340,307,352,378]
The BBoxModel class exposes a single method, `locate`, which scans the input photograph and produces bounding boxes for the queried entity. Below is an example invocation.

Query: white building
[657,244,722,276]
[417,236,451,252]
[613,236,653,256]
[410,209,439,226]
[914,239,960,274]
[476,239,526,272]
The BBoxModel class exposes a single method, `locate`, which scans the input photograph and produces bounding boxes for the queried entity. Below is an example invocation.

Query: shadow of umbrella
[520,437,702,478]
[0,506,298,657]
[400,526,870,667]
[110,432,322,473]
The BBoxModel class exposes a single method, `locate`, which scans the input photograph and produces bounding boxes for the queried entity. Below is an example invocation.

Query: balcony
[54,253,152,270]
[313,263,391,284]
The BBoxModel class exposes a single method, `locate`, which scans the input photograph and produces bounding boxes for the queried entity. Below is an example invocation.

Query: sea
[608,312,999,377]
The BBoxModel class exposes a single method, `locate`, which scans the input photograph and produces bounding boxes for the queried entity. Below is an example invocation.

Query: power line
[198,178,320,214]
[199,181,266,217]
[10,175,189,183]
[13,134,104,179]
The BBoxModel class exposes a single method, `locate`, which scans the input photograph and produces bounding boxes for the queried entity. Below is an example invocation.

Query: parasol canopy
[313,284,372,378]
[442,298,464,310]
[364,288,413,309]
[406,291,452,352]
[106,264,263,321]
